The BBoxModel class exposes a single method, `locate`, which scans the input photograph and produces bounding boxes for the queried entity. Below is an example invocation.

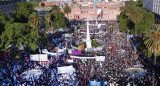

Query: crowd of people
[0,20,159,86]
[69,21,156,86]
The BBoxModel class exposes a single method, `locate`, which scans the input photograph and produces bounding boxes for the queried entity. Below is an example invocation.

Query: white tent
[63,34,72,38]
[30,54,48,61]
[21,69,43,81]
[42,49,58,56]
[57,65,75,75]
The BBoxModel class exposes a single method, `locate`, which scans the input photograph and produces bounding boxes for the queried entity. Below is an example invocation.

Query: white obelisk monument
[86,21,92,48]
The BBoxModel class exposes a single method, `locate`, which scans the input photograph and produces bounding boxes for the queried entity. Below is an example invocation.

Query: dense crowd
[0,21,159,86]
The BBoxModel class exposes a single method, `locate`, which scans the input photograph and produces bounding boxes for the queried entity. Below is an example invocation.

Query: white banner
[30,54,48,61]
[96,56,105,61]
[70,55,105,61]
[57,65,75,75]
[67,59,74,63]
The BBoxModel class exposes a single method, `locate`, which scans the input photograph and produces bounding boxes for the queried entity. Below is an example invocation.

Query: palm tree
[63,4,71,20]
[143,24,160,86]
[29,12,43,53]
[51,5,60,29]
[45,13,51,29]
[120,6,132,34]
[129,10,143,35]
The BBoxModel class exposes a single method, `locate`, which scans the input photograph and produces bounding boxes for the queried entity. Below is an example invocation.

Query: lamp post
[41,2,45,17]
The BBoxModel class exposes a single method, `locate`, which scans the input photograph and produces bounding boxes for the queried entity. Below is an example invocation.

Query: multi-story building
[68,1,124,20]
[0,0,25,14]
[40,0,125,20]
[143,0,160,23]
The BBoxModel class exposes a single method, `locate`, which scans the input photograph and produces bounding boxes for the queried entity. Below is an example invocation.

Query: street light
[41,2,45,17]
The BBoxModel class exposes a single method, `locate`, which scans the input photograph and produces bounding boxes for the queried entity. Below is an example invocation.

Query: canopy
[126,68,146,77]
[57,65,75,75]
[21,69,43,81]
[42,49,57,56]
[63,34,72,38]
[89,80,101,86]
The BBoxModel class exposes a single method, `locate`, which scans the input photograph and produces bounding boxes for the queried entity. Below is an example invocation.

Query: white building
[143,0,160,23]
[143,0,160,15]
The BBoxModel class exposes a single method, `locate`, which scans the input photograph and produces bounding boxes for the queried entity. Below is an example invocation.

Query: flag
[94,0,97,8]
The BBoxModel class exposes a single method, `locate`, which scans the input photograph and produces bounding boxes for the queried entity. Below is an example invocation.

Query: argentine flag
[94,0,97,8]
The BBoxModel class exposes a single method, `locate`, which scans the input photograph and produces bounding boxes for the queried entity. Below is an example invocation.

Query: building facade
[40,0,125,20]
[68,1,124,20]
[143,0,160,23]
[0,0,25,14]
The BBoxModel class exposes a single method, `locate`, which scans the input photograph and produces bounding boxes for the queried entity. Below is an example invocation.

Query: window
[90,7,93,9]
[104,7,107,9]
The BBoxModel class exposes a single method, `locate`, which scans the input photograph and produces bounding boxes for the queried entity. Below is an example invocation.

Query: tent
[89,80,101,86]
[21,69,43,81]
[57,65,75,75]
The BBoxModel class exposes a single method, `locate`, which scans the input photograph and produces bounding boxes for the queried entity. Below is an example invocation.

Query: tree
[118,1,153,35]
[143,24,160,86]
[29,12,43,53]
[117,11,128,33]
[137,10,154,34]
[51,12,67,29]
[51,5,60,29]
[63,4,71,20]
[0,23,38,52]
[0,10,13,35]
[129,9,143,35]
[143,25,160,65]
[11,2,36,23]
[29,12,43,39]
[123,6,133,34]
[45,13,51,29]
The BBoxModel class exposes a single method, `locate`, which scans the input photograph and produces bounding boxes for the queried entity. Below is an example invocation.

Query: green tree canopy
[63,4,71,20]
[51,12,67,29]
[11,2,36,23]
[129,7,143,35]
[117,4,154,35]
[29,12,43,39]
[45,6,67,30]
[0,23,38,51]
[0,10,13,35]
[143,24,160,86]
[51,5,60,29]
[45,13,52,29]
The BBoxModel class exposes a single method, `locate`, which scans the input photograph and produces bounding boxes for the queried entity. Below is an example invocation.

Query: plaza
[0,0,160,86]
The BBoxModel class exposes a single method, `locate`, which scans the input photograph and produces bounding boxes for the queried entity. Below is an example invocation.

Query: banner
[30,54,48,61]
[70,55,105,61]
[72,50,82,55]
[96,56,105,61]
[57,65,75,75]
